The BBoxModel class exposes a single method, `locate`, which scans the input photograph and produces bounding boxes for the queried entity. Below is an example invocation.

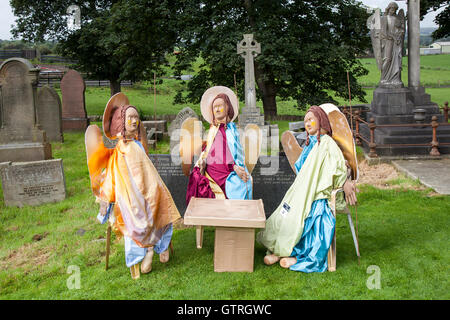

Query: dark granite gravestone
[149,154,188,214]
[252,154,295,216]
[0,159,66,207]
[60,69,89,131]
[37,85,63,142]
[0,58,52,162]
[149,154,295,217]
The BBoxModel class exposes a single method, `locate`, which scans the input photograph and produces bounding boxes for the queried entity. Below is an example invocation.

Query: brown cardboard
[184,197,266,272]
[214,227,255,272]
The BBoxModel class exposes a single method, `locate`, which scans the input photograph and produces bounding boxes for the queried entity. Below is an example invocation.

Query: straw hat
[200,86,239,124]
[103,92,130,139]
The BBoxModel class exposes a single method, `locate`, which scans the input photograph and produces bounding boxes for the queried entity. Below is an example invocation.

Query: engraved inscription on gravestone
[0,159,66,207]
[149,154,187,214]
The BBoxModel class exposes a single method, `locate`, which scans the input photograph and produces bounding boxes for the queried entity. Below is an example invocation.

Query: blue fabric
[290,134,335,273]
[134,140,144,151]
[289,199,335,273]
[97,203,113,224]
[124,224,173,267]
[154,223,173,254]
[124,235,147,267]
[294,134,317,174]
[224,122,253,199]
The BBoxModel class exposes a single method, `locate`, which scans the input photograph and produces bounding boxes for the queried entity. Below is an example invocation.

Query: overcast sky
[0,0,446,40]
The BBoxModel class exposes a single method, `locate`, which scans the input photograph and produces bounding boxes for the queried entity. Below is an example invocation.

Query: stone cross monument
[237,34,265,127]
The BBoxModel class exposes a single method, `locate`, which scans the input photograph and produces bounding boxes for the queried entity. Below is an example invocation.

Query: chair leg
[347,212,360,258]
[196,226,204,249]
[327,229,336,272]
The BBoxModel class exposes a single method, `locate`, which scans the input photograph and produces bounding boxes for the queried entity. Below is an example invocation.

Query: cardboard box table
[184,197,266,272]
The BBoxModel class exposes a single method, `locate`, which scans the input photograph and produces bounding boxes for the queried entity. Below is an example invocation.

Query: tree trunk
[254,62,277,116]
[109,79,121,97]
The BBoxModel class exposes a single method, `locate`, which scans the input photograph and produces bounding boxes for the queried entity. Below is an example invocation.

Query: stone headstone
[0,159,66,207]
[289,121,304,132]
[60,69,89,131]
[168,107,201,153]
[0,58,52,162]
[168,107,199,137]
[36,86,63,142]
[142,120,168,140]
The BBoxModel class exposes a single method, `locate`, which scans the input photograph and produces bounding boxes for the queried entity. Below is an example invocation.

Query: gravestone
[289,121,304,132]
[149,154,188,214]
[60,69,89,131]
[169,107,201,154]
[142,120,168,140]
[37,85,63,142]
[0,159,66,207]
[149,153,295,217]
[0,58,52,162]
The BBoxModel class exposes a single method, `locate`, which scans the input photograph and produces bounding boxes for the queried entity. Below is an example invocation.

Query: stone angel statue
[367,2,405,87]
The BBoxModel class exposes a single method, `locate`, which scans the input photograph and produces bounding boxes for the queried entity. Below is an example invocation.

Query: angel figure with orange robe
[85,93,181,279]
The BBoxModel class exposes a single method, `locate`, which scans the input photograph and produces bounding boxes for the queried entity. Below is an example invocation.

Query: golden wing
[85,124,106,197]
[319,103,358,180]
[243,124,262,175]
[180,117,203,176]
[281,130,303,174]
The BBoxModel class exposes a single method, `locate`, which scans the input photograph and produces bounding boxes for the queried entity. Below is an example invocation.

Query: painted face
[304,111,319,136]
[212,98,227,123]
[125,107,139,138]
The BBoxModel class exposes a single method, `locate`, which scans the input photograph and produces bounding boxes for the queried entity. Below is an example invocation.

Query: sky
[0,0,446,40]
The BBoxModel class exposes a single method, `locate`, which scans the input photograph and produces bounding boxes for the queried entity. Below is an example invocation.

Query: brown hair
[305,105,332,146]
[109,105,141,141]
[211,93,234,126]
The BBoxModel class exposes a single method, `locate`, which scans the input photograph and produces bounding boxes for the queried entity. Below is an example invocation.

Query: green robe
[257,134,347,257]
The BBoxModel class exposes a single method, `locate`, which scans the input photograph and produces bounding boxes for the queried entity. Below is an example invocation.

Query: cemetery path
[392,158,450,195]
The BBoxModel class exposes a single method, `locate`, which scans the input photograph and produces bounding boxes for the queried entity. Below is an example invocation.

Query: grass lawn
[0,131,449,300]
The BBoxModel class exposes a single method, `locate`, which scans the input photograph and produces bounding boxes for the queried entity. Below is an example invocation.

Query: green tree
[174,0,371,115]
[10,0,177,96]
[421,1,449,40]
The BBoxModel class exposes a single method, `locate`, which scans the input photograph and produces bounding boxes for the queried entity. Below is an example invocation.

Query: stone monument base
[359,85,450,156]
[360,124,450,156]
[0,142,52,162]
[368,86,443,125]
[62,118,90,131]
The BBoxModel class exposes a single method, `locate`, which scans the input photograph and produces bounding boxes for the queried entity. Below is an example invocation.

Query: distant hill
[420,27,438,36]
